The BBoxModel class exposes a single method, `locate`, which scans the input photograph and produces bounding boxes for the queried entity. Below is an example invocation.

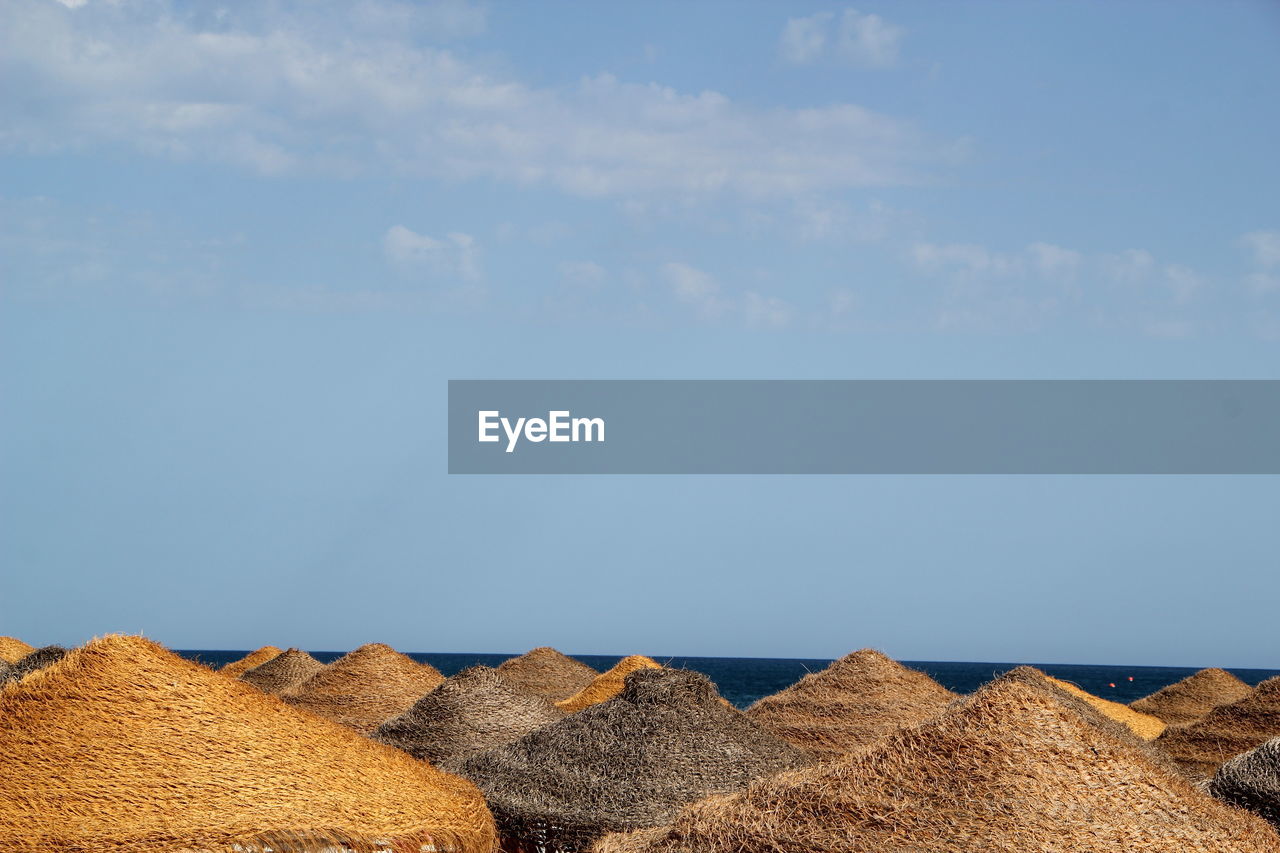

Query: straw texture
[456,667,810,852]
[1209,737,1280,831]
[219,645,283,678]
[374,666,565,764]
[0,659,10,682]
[0,637,34,664]
[0,634,498,853]
[744,648,956,760]
[3,645,69,683]
[1157,676,1280,779]
[593,673,1279,853]
[557,655,662,714]
[239,647,326,695]
[1043,675,1166,739]
[283,642,445,734]
[495,647,598,703]
[1132,668,1254,727]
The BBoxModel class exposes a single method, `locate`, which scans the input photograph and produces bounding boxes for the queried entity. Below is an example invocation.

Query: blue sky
[2,0,1278,666]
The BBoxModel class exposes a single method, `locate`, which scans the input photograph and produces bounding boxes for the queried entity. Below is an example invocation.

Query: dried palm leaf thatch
[1132,668,1254,727]
[220,645,283,678]
[1209,737,1280,831]
[455,667,810,852]
[0,659,10,682]
[593,672,1279,853]
[3,645,69,683]
[283,642,445,734]
[0,634,498,853]
[495,647,598,703]
[744,648,955,760]
[557,656,663,715]
[1158,676,1280,780]
[374,666,565,765]
[0,637,35,664]
[240,647,326,695]
[1043,674,1166,739]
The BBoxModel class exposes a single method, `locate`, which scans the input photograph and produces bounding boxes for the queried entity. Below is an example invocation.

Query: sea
[180,650,1280,709]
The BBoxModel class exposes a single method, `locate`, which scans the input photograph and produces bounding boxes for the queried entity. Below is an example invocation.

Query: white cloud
[559,260,606,288]
[1101,248,1156,283]
[662,261,722,317]
[779,13,832,64]
[1246,272,1280,294]
[1027,242,1081,277]
[382,225,478,280]
[1,0,941,196]
[779,9,903,69]
[743,291,792,328]
[835,9,903,68]
[911,242,1020,277]
[1240,230,1280,269]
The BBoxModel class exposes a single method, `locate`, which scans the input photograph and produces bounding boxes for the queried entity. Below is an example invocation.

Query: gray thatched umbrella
[495,647,597,703]
[240,648,325,695]
[4,645,68,682]
[373,666,564,764]
[1209,737,1280,831]
[0,658,10,682]
[454,667,810,852]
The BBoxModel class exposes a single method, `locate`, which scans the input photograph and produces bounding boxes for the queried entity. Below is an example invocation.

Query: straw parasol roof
[455,667,810,852]
[220,646,283,678]
[240,647,326,695]
[557,655,663,714]
[1043,674,1165,739]
[495,647,598,702]
[374,665,565,765]
[1209,737,1280,832]
[4,645,69,683]
[594,672,1279,853]
[744,648,956,760]
[0,634,497,852]
[283,642,445,734]
[0,636,34,663]
[1132,668,1254,727]
[1157,676,1280,779]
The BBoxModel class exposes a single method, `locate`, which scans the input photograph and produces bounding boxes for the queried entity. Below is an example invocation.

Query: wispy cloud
[2,0,942,196]
[383,225,479,281]
[780,9,904,69]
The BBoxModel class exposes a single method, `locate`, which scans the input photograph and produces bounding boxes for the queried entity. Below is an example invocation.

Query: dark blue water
[180,650,1280,709]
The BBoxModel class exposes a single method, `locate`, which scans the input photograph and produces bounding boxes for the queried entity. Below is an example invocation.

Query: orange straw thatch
[0,634,497,852]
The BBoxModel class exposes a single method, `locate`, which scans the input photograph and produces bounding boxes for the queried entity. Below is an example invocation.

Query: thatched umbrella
[0,634,497,852]
[3,645,69,683]
[374,665,565,764]
[557,655,663,714]
[496,647,598,702]
[455,667,810,852]
[220,645,283,678]
[1158,676,1280,779]
[283,642,444,734]
[1209,737,1280,831]
[1043,674,1165,739]
[0,636,34,664]
[594,671,1279,853]
[240,647,325,695]
[1132,668,1254,727]
[744,648,956,760]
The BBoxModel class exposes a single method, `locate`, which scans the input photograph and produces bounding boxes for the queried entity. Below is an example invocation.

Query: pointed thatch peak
[3,645,69,683]
[495,646,598,702]
[594,674,1279,853]
[455,667,809,851]
[1042,674,1165,739]
[283,642,444,734]
[1132,668,1254,727]
[0,636,34,663]
[374,665,564,764]
[0,635,497,852]
[557,655,663,714]
[744,648,956,759]
[220,646,283,678]
[1158,676,1280,779]
[240,648,325,695]
[1209,737,1280,831]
